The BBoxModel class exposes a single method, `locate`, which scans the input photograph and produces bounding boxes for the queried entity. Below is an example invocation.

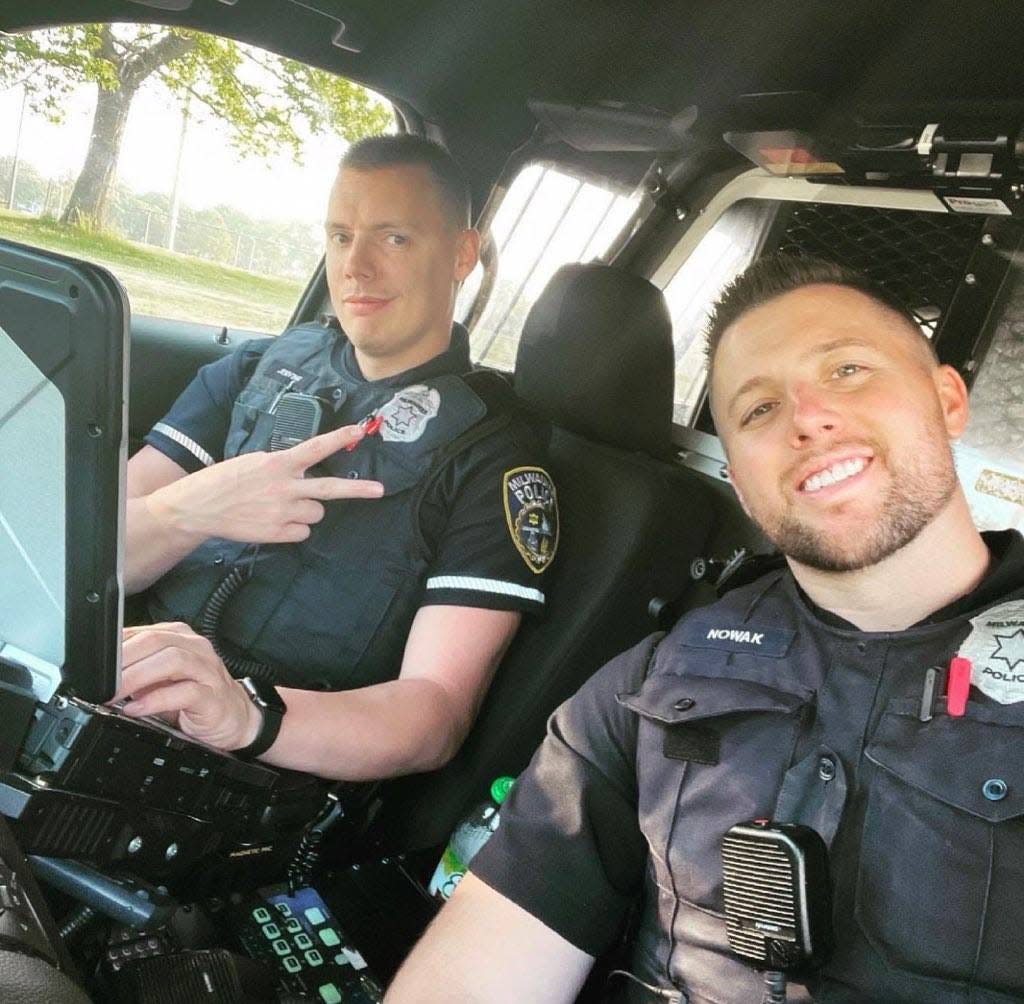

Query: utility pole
[6,88,28,212]
[167,94,190,251]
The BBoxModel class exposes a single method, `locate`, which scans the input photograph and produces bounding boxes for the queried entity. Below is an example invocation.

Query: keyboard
[235,883,383,1003]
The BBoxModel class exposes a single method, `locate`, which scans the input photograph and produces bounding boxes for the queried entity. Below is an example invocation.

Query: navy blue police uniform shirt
[142,324,556,691]
[471,530,1024,1003]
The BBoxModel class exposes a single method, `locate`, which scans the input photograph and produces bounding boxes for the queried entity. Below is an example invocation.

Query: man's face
[324,164,478,367]
[710,284,968,572]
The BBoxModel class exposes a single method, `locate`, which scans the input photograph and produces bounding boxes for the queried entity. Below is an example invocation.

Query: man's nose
[788,385,842,445]
[343,236,376,279]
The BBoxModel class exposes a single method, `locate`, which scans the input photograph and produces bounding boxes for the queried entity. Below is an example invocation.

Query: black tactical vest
[148,323,507,691]
[618,566,1024,1003]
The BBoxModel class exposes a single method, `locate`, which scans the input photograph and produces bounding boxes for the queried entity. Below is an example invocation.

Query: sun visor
[0,241,127,704]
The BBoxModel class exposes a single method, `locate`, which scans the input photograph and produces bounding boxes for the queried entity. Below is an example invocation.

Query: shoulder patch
[503,467,558,573]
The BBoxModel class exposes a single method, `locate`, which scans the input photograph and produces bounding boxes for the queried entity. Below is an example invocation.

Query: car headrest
[513,262,676,458]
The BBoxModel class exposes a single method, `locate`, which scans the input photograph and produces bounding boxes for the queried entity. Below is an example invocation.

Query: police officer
[116,136,557,781]
[388,254,1024,1003]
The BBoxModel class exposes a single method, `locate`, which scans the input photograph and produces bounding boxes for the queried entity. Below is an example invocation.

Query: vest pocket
[857,698,1024,993]
[618,673,814,909]
[224,377,281,457]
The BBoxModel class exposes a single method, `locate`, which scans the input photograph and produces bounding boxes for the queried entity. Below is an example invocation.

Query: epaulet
[715,550,787,596]
[461,367,517,416]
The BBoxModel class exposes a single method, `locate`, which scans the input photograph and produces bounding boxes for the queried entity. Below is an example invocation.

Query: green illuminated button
[283,956,302,974]
[273,939,290,956]
[261,923,280,939]
[319,928,341,948]
[304,907,326,925]
[334,954,346,966]
[319,984,342,1004]
[285,918,302,934]
[305,949,324,967]
[294,933,313,950]
[275,902,293,918]
[252,907,272,924]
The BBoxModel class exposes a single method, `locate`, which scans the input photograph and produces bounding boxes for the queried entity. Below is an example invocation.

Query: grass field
[0,210,306,333]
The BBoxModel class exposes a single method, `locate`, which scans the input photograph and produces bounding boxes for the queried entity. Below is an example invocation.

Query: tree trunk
[60,83,134,229]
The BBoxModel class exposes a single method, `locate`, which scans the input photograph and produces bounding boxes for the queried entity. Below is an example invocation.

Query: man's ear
[934,363,970,439]
[454,228,481,282]
[725,466,754,521]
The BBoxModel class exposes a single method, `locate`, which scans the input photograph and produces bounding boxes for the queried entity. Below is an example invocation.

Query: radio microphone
[721,819,833,1003]
[269,392,322,451]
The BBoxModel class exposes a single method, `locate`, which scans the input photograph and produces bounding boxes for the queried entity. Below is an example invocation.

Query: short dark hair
[339,134,472,229]
[705,253,936,371]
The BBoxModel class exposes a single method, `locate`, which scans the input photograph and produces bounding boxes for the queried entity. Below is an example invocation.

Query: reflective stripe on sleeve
[425,575,545,605]
[152,422,215,468]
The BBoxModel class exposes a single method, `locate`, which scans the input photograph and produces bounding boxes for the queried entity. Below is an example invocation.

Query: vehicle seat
[364,262,719,854]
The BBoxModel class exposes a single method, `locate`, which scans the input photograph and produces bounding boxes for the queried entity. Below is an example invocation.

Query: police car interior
[2,1,1024,1001]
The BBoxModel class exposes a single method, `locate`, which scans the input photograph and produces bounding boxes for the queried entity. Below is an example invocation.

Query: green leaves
[1,23,391,158]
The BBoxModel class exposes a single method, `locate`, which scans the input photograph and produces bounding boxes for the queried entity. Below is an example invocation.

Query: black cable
[197,561,277,684]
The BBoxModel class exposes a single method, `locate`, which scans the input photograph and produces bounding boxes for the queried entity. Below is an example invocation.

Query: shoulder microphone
[721,819,833,1002]
[269,392,322,451]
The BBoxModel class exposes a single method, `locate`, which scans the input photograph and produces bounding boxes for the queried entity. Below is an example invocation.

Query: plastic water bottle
[428,776,514,902]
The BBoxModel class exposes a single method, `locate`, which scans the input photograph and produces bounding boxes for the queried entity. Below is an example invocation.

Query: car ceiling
[4,1,1024,211]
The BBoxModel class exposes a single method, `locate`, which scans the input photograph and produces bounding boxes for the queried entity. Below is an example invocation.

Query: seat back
[363,263,719,854]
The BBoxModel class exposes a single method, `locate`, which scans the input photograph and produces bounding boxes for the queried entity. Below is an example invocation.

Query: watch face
[242,677,286,714]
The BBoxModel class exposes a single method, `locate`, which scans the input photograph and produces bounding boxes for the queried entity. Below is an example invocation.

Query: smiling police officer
[388,254,1024,1002]
[118,136,557,781]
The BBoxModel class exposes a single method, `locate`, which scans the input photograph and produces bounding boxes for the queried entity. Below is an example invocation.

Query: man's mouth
[344,295,392,316]
[799,456,870,494]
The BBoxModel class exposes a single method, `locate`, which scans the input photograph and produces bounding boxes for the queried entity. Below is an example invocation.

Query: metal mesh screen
[773,203,986,335]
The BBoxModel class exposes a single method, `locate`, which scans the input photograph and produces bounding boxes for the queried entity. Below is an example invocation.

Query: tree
[0,24,391,229]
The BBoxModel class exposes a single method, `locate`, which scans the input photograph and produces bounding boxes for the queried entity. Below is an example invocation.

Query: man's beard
[752,437,958,573]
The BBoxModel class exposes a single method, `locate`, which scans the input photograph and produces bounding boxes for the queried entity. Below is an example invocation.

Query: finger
[121,679,206,720]
[289,499,325,525]
[115,642,217,703]
[268,522,313,544]
[284,424,365,472]
[122,626,212,668]
[292,476,384,501]
[122,621,190,640]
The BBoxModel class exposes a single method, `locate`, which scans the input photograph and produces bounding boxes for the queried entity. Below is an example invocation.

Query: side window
[0,24,391,333]
[661,200,776,424]
[461,163,641,369]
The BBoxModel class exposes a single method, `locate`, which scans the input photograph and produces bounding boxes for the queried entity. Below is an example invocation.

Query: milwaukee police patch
[503,467,558,573]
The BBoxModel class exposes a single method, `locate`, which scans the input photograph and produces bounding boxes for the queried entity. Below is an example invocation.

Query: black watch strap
[234,677,286,759]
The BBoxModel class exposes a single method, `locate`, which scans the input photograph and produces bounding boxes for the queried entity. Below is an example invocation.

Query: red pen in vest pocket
[946,656,972,717]
[344,413,383,451]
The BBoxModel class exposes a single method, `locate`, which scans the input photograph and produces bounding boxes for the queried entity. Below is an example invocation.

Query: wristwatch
[233,677,287,759]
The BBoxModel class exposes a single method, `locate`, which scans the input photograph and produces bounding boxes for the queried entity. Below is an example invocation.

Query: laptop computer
[0,239,322,882]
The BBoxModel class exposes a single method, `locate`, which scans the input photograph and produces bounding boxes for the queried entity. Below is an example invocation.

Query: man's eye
[329,232,350,245]
[385,233,409,247]
[833,362,864,378]
[741,401,776,426]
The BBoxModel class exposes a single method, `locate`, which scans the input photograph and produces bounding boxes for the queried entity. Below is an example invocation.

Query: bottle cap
[490,776,515,805]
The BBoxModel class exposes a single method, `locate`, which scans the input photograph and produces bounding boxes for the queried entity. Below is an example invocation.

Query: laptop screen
[0,241,127,703]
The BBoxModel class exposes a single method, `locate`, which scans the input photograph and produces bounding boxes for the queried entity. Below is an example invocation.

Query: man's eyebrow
[324,219,417,231]
[725,337,880,417]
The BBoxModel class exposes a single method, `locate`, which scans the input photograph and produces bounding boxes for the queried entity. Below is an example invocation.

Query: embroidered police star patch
[503,467,558,573]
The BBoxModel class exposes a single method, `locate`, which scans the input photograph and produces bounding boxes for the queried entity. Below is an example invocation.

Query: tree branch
[123,30,196,91]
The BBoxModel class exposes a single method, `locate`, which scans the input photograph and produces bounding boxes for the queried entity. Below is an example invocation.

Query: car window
[461,162,641,369]
[661,199,776,425]
[0,24,391,334]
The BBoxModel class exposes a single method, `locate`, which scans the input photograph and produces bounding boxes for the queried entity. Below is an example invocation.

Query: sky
[0,74,358,224]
